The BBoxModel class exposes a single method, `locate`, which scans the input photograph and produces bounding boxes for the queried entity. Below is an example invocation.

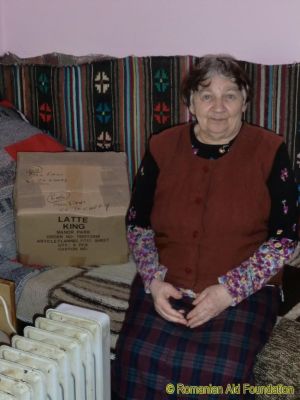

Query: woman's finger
[156,299,187,324]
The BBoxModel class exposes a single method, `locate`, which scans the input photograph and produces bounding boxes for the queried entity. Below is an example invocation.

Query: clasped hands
[149,279,233,328]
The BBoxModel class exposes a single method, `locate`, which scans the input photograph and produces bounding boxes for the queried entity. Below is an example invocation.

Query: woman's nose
[212,97,225,111]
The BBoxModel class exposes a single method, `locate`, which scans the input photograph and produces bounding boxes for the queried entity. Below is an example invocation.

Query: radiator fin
[0,303,111,400]
[0,358,46,399]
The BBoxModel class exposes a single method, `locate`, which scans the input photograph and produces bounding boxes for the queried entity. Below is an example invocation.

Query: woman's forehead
[198,75,240,91]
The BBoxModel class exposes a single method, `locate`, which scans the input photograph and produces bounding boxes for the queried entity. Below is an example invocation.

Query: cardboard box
[14,152,130,267]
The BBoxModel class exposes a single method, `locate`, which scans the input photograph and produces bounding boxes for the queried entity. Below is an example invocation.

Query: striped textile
[48,260,137,354]
[1,57,299,188]
[112,275,280,400]
[254,317,300,399]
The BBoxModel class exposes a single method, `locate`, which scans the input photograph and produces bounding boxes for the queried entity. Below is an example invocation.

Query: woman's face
[189,74,247,143]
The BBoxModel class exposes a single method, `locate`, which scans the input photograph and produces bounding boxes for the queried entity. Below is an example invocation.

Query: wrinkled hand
[150,279,187,325]
[186,284,233,328]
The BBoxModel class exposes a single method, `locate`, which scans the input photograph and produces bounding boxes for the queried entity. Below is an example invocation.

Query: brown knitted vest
[150,122,283,293]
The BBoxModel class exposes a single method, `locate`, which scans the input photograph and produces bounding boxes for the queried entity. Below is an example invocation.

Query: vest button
[195,196,203,205]
[202,165,209,173]
[185,267,192,274]
[192,230,199,238]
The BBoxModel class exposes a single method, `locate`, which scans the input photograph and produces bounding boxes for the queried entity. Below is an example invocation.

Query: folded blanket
[17,266,83,322]
[0,101,65,261]
[0,180,16,259]
[0,256,47,303]
[49,260,137,352]
[0,101,66,304]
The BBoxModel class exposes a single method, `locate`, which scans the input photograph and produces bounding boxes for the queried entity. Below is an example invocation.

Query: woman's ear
[241,89,248,113]
[189,92,195,115]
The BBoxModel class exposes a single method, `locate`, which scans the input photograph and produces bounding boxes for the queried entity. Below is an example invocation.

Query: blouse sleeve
[126,147,159,228]
[126,148,167,292]
[218,143,298,306]
[267,143,298,240]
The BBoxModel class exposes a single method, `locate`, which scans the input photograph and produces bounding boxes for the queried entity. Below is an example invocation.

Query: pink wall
[1,0,300,64]
[0,0,4,53]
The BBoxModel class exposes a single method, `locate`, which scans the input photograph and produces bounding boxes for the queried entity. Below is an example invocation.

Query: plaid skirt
[112,275,280,400]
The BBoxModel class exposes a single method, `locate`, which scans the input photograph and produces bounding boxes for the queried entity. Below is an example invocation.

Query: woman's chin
[208,124,229,136]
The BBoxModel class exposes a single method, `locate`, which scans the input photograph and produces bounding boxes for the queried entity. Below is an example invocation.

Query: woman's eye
[226,94,236,100]
[201,94,211,101]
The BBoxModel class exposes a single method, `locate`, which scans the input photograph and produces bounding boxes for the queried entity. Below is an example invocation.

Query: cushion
[254,316,300,399]
[5,133,65,160]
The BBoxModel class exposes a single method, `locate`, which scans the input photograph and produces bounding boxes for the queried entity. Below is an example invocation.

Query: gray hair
[181,54,252,107]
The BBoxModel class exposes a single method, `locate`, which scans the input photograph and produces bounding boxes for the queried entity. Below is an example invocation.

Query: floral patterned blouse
[127,124,298,305]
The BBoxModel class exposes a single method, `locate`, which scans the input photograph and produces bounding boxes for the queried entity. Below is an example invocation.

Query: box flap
[15,152,130,217]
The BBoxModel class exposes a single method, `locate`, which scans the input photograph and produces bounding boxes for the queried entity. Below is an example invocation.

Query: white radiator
[0,303,111,400]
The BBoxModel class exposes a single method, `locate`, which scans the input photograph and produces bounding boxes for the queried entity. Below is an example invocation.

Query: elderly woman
[112,55,298,399]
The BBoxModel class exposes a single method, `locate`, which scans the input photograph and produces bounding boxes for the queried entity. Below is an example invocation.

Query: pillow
[5,133,65,160]
[0,100,65,260]
[254,317,300,399]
